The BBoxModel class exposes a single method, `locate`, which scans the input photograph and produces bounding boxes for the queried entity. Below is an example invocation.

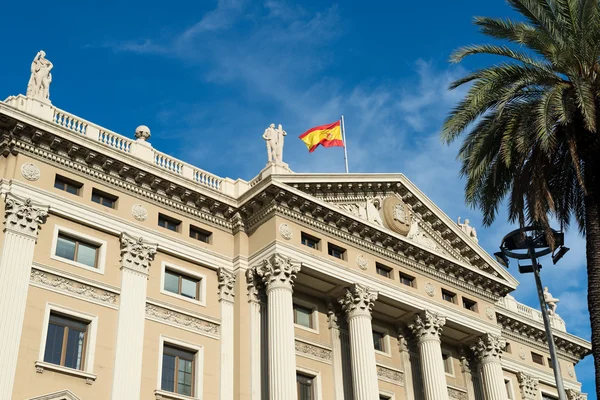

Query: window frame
[301,232,321,250]
[189,225,212,244]
[91,188,118,209]
[441,289,457,304]
[442,350,455,377]
[50,225,107,274]
[375,262,393,279]
[292,298,319,333]
[531,352,545,366]
[158,213,182,233]
[156,335,204,400]
[372,324,391,357]
[296,366,322,400]
[327,243,346,260]
[462,297,478,312]
[54,174,83,196]
[399,271,416,287]
[160,262,207,307]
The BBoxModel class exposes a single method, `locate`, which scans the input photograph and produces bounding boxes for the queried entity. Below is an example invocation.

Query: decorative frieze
[4,193,48,237]
[471,334,505,363]
[517,372,539,400]
[145,303,219,336]
[409,310,445,342]
[376,365,404,385]
[119,233,157,275]
[218,268,237,303]
[447,387,468,400]
[295,339,332,362]
[339,283,378,318]
[30,269,118,305]
[256,254,300,290]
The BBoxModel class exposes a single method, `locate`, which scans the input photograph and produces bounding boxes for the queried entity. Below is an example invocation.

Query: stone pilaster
[339,283,379,400]
[256,254,301,400]
[459,347,477,400]
[409,310,449,400]
[246,268,268,400]
[111,233,157,400]
[327,300,346,400]
[397,326,415,400]
[0,194,48,399]
[471,334,506,400]
[517,372,539,400]
[218,268,236,400]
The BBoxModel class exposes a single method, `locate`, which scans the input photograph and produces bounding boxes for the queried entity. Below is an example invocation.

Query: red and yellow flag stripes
[298,120,344,153]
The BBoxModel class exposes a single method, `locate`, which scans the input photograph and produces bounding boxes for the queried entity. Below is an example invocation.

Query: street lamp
[495,226,569,400]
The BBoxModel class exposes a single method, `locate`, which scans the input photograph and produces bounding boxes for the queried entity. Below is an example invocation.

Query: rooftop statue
[457,217,478,243]
[263,123,287,165]
[544,287,559,316]
[26,50,53,102]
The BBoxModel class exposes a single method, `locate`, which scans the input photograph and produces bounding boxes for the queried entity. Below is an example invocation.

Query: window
[505,379,514,399]
[399,272,415,287]
[373,330,385,352]
[55,234,99,268]
[43,313,89,370]
[442,352,453,374]
[293,303,313,329]
[505,342,512,353]
[379,396,392,400]
[91,189,117,208]
[532,352,545,365]
[376,263,393,278]
[190,225,212,243]
[297,373,315,400]
[54,175,82,195]
[164,269,200,300]
[548,357,553,369]
[462,297,477,311]
[328,243,346,260]
[301,232,320,249]
[158,213,181,232]
[542,394,559,400]
[161,345,195,396]
[442,289,456,304]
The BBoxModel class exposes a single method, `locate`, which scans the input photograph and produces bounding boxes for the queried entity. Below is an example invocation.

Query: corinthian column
[517,372,539,400]
[218,268,237,400]
[409,310,449,400]
[566,389,586,400]
[471,334,506,400]
[256,254,301,400]
[0,194,48,398]
[111,233,157,400]
[339,284,379,400]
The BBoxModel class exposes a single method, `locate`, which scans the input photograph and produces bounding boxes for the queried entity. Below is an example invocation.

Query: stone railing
[496,294,566,332]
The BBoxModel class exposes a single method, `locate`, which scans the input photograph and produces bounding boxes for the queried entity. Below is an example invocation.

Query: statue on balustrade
[543,287,559,316]
[26,50,53,102]
[263,123,287,165]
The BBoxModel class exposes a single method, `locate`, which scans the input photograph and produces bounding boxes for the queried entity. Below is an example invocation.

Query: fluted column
[397,327,415,400]
[0,194,48,399]
[471,334,506,400]
[111,233,157,400]
[219,268,237,400]
[517,372,539,400]
[256,254,301,400]
[409,310,449,400]
[327,301,346,400]
[247,268,268,400]
[339,284,379,400]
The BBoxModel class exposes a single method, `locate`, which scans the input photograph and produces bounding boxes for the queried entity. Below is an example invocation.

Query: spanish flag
[299,120,344,153]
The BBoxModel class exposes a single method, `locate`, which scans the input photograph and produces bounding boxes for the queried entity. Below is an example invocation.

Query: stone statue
[276,124,286,164]
[457,217,478,243]
[263,123,287,165]
[26,50,53,102]
[544,287,559,315]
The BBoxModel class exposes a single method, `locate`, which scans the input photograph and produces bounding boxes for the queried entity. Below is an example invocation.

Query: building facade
[0,53,591,400]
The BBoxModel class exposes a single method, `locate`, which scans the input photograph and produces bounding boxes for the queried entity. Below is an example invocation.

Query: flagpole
[341,115,349,173]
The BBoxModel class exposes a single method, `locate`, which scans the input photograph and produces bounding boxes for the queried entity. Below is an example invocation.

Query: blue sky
[1,0,594,396]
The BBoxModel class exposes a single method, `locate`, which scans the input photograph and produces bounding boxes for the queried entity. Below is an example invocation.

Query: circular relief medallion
[567,365,575,378]
[356,254,368,270]
[382,196,411,236]
[425,282,435,297]
[519,348,526,360]
[20,163,40,181]
[279,223,292,240]
[485,307,495,320]
[131,204,148,221]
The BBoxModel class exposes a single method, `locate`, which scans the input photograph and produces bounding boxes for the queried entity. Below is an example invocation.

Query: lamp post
[494,226,569,400]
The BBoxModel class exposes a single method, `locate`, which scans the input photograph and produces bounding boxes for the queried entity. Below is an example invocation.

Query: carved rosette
[409,310,445,342]
[517,372,539,399]
[119,233,157,275]
[4,193,49,238]
[256,254,301,291]
[566,389,586,400]
[20,163,41,181]
[471,334,505,364]
[218,268,237,303]
[338,283,378,319]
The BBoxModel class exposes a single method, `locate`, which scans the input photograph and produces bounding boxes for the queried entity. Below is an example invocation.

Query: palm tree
[442,0,600,394]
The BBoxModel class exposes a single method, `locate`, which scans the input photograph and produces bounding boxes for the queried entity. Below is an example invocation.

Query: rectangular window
[462,297,478,311]
[161,345,195,396]
[189,225,212,243]
[91,188,117,208]
[55,234,99,268]
[372,330,385,352]
[43,313,88,370]
[293,303,313,329]
[158,213,181,232]
[328,243,346,260]
[301,233,320,250]
[442,352,453,374]
[54,175,82,195]
[399,272,415,287]
[164,269,200,300]
[505,342,512,353]
[548,357,553,369]
[442,289,456,304]
[297,373,315,400]
[376,263,392,278]
[532,352,545,365]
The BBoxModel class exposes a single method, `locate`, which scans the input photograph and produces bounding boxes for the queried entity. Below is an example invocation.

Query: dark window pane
[373,331,384,351]
[76,242,97,267]
[43,323,64,365]
[56,236,76,261]
[91,192,101,203]
[164,271,180,294]
[297,374,313,400]
[178,358,193,395]
[161,353,176,392]
[294,305,312,328]
[181,277,198,299]
[65,184,79,195]
[64,328,85,369]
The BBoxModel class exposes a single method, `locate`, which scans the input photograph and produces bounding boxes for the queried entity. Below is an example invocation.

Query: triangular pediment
[28,390,81,400]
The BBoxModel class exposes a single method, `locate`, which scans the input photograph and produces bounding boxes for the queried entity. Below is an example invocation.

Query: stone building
[0,52,591,400]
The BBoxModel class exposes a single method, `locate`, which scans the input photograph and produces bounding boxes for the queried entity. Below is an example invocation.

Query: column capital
[119,233,157,275]
[471,333,505,364]
[245,267,265,303]
[566,389,586,400]
[338,283,377,319]
[458,346,474,374]
[256,254,301,291]
[326,299,346,330]
[218,268,237,303]
[409,310,445,342]
[516,372,539,399]
[4,193,49,238]
[396,325,410,353]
